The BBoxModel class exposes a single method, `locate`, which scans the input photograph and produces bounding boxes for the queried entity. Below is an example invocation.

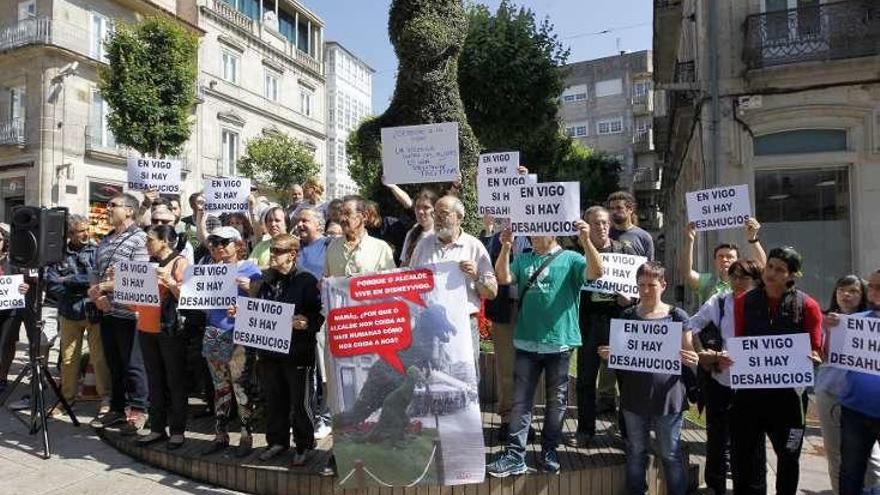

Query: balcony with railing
[633,128,654,154]
[633,163,661,191]
[0,119,25,146]
[744,0,880,70]
[0,17,89,56]
[85,126,189,170]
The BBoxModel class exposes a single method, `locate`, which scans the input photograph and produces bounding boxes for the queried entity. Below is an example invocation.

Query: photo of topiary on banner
[323,261,485,488]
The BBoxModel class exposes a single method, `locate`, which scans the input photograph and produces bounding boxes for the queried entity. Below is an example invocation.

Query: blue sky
[310,0,653,113]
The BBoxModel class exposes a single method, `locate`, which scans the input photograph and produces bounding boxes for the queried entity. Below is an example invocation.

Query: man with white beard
[409,195,498,365]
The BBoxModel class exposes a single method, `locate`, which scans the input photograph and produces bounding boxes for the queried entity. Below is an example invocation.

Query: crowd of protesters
[0,171,878,495]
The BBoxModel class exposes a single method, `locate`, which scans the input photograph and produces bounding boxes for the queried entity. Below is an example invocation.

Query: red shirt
[733,290,822,351]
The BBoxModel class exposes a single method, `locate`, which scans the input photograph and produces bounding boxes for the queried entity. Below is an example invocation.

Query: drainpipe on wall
[706,0,722,263]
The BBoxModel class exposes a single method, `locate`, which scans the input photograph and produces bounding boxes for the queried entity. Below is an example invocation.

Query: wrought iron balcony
[633,129,654,153]
[745,0,880,69]
[211,0,254,32]
[0,17,88,55]
[0,119,25,146]
[674,61,695,83]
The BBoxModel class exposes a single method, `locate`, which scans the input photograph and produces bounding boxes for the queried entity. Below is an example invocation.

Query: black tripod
[0,267,79,459]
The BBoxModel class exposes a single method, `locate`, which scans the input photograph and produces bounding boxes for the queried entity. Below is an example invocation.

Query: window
[595,78,623,98]
[755,166,850,303]
[9,87,25,122]
[565,126,576,137]
[575,126,587,137]
[221,51,239,84]
[90,13,112,62]
[263,69,279,101]
[633,81,651,97]
[18,1,36,21]
[90,90,115,148]
[300,88,313,117]
[563,95,576,103]
[597,117,624,135]
[575,93,587,101]
[221,129,240,175]
[754,129,846,155]
[561,84,588,103]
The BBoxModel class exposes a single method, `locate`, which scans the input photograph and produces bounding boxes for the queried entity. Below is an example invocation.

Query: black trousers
[139,331,187,435]
[704,377,738,494]
[100,315,148,412]
[731,388,808,495]
[575,317,603,436]
[183,317,213,409]
[261,358,315,453]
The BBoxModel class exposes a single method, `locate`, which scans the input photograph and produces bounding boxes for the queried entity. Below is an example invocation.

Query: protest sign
[381,122,460,184]
[685,184,752,232]
[233,296,295,353]
[509,182,580,235]
[0,275,25,310]
[608,319,683,375]
[582,253,648,298]
[204,176,251,215]
[324,262,484,488]
[728,333,814,389]
[178,263,238,310]
[476,152,531,218]
[127,157,182,194]
[113,261,160,307]
[827,314,880,376]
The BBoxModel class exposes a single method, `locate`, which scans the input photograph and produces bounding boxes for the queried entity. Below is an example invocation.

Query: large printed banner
[323,262,485,488]
[204,176,251,215]
[728,333,814,389]
[127,157,182,194]
[608,319,683,375]
[381,122,460,184]
[178,263,239,310]
[509,182,580,236]
[827,314,880,376]
[233,296,295,353]
[582,253,648,298]
[113,261,159,307]
[0,275,25,310]
[685,184,752,232]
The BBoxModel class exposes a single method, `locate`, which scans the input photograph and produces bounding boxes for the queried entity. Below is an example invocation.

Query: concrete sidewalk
[1,341,239,495]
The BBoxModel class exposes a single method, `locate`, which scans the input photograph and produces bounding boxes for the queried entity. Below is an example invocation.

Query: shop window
[88,181,124,238]
[754,129,846,155]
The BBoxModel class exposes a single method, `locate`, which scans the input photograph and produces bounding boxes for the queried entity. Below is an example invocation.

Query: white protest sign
[381,122,460,184]
[685,184,752,232]
[608,319,683,375]
[233,296,295,353]
[0,275,25,310]
[827,314,880,377]
[204,176,250,215]
[126,158,182,194]
[509,182,580,235]
[178,264,239,310]
[728,333,814,389]
[582,253,648,298]
[113,261,160,307]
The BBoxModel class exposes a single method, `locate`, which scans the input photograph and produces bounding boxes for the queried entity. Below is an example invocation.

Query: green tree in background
[238,133,320,208]
[99,16,198,157]
[547,141,621,209]
[458,0,570,175]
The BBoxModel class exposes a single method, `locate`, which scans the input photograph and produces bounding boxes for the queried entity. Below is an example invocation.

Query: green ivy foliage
[99,16,198,158]
[238,133,320,208]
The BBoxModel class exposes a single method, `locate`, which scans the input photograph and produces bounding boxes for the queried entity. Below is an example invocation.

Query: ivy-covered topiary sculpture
[347,0,481,231]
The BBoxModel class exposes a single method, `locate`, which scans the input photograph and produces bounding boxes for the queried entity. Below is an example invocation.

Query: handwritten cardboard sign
[728,333,814,389]
[204,177,251,215]
[608,319,683,375]
[685,184,752,232]
[127,158,182,194]
[381,122,460,184]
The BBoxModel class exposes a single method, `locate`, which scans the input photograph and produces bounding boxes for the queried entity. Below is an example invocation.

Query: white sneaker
[314,423,332,440]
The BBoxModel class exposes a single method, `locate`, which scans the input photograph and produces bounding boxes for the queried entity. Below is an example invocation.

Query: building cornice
[203,86,326,141]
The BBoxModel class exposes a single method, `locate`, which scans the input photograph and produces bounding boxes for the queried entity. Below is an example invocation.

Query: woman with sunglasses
[131,224,188,448]
[686,259,763,495]
[200,227,263,457]
[251,234,324,467]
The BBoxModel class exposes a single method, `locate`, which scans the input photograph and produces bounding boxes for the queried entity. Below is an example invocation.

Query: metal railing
[0,119,25,146]
[0,16,89,55]
[744,0,880,69]
[212,0,254,32]
[633,128,654,152]
[674,60,695,83]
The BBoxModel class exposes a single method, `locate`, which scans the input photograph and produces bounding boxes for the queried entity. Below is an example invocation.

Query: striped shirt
[93,223,148,319]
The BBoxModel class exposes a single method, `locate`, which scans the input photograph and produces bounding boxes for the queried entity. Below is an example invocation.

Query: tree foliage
[458,0,570,175]
[99,16,198,157]
[546,140,621,209]
[238,133,320,208]
[347,0,482,231]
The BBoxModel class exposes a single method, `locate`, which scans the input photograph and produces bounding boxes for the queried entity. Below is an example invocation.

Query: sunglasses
[152,219,173,225]
[208,237,232,248]
[270,247,293,256]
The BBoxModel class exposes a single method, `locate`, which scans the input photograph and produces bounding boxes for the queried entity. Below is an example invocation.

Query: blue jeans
[506,349,571,461]
[622,409,686,495]
[841,406,880,495]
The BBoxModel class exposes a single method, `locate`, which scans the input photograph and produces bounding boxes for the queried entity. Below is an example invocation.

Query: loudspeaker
[9,206,68,268]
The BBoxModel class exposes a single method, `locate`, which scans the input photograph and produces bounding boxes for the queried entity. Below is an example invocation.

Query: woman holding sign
[251,234,324,466]
[134,225,188,448]
[200,227,263,457]
[598,261,698,495]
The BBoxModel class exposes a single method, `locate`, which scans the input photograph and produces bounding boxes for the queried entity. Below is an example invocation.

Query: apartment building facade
[324,41,373,199]
[653,0,880,303]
